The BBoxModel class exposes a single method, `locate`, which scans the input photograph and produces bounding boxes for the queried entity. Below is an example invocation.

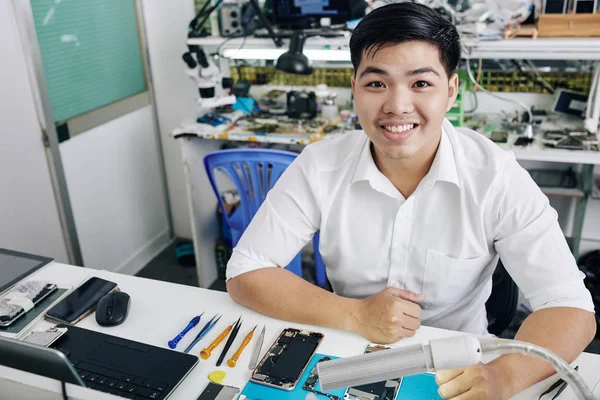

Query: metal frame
[12,0,83,265]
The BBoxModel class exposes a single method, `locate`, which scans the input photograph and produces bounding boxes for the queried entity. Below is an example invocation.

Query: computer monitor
[0,336,84,386]
[553,89,588,117]
[273,0,352,29]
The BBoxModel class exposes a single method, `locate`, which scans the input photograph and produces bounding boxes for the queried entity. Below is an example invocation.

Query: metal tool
[183,314,222,354]
[248,325,266,370]
[216,317,243,366]
[201,317,239,360]
[168,312,204,349]
[228,325,256,367]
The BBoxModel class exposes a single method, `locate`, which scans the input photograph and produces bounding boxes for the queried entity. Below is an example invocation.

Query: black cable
[61,380,68,400]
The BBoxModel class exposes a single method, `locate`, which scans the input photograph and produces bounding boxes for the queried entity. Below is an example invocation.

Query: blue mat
[241,353,443,400]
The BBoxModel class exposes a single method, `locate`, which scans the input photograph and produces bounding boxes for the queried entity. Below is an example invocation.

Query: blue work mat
[398,373,443,399]
[241,352,443,400]
[241,353,346,400]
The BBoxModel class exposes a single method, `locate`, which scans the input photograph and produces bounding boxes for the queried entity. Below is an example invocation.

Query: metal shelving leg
[571,164,595,259]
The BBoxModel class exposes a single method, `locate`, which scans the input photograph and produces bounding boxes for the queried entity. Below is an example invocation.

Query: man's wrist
[487,355,521,399]
[337,296,364,335]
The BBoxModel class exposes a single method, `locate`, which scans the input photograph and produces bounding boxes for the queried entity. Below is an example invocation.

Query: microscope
[182,48,236,109]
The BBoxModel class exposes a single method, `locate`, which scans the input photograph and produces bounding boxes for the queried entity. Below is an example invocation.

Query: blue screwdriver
[184,314,222,354]
[168,312,204,349]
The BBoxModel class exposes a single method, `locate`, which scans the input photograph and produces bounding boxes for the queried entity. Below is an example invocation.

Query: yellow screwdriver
[227,325,257,367]
[200,317,239,359]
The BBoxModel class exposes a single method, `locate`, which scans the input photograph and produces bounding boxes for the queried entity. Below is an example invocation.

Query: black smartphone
[45,277,118,324]
[250,327,324,391]
[344,345,402,400]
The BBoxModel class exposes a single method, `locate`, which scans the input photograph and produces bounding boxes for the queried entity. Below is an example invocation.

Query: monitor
[273,0,352,29]
[0,249,53,294]
[553,89,588,117]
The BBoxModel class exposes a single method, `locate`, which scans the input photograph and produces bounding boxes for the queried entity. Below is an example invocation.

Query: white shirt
[227,119,595,335]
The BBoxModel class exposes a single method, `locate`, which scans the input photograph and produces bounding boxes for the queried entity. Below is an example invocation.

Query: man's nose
[382,88,415,115]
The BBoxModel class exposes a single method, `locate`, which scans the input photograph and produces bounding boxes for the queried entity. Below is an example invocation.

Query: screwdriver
[227,325,256,367]
[200,317,239,359]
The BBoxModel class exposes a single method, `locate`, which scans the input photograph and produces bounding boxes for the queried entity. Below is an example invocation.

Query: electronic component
[197,382,239,400]
[344,345,401,400]
[302,356,341,400]
[542,0,569,13]
[250,327,324,390]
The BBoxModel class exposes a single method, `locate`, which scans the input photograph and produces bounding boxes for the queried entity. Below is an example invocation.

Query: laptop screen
[273,0,352,28]
[0,249,53,293]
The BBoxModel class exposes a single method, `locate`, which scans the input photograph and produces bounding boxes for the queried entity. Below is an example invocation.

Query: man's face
[351,41,459,162]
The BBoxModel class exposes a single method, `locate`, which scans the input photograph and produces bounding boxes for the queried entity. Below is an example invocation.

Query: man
[226,3,596,399]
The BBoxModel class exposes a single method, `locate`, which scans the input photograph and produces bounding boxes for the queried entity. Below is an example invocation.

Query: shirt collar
[351,119,461,191]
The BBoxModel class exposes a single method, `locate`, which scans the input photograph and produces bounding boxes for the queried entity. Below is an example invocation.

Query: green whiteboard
[30,0,147,122]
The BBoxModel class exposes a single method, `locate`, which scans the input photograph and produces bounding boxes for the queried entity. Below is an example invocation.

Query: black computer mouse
[95,291,130,327]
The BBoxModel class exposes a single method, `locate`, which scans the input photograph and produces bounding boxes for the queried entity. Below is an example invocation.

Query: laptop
[1,325,198,400]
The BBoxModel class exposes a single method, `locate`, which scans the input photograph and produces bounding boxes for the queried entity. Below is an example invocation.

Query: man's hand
[351,287,423,344]
[435,363,509,400]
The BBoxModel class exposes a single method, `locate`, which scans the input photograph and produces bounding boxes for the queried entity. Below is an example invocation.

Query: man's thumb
[386,286,424,302]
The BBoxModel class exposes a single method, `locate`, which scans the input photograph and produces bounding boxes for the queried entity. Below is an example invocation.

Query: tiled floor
[136,241,600,354]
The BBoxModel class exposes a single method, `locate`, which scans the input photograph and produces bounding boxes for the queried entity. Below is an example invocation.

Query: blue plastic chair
[204,148,327,287]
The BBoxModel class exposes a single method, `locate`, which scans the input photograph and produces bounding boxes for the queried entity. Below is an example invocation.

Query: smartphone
[250,327,324,391]
[45,277,118,324]
[0,283,58,327]
[344,344,402,400]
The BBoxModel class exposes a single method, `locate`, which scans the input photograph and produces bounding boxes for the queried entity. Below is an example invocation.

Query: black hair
[349,2,461,78]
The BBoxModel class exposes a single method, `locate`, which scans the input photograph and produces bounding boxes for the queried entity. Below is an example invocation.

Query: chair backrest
[486,259,519,336]
[204,149,298,235]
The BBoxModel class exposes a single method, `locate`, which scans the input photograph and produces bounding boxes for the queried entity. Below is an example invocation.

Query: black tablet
[0,248,54,293]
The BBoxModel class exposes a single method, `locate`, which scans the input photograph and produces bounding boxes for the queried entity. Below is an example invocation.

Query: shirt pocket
[422,249,487,307]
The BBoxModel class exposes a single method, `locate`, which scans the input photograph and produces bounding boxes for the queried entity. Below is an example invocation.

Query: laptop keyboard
[75,361,169,399]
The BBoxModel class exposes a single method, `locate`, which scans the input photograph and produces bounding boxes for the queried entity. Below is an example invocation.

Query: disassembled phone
[344,344,401,400]
[303,355,341,400]
[0,283,58,327]
[250,327,324,391]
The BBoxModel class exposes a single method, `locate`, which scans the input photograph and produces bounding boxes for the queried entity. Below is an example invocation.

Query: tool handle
[168,320,196,349]
[227,333,253,367]
[200,325,232,359]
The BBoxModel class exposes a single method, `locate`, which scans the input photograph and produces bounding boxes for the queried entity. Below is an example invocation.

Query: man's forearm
[226,267,361,333]
[487,307,596,398]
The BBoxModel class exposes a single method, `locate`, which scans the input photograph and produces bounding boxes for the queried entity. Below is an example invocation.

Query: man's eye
[413,81,430,88]
[367,82,385,88]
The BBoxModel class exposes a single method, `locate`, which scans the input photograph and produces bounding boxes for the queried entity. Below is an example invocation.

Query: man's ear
[446,73,459,112]
[351,74,356,95]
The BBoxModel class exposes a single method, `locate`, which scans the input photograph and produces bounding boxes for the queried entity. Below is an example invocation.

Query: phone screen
[46,277,117,323]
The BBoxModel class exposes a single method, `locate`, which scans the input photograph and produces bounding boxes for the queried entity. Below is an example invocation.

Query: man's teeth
[385,124,414,133]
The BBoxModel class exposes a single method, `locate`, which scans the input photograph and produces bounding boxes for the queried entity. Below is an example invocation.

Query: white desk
[4,262,599,400]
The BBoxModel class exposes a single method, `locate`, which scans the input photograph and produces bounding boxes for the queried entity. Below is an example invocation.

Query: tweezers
[183,314,222,354]
[248,325,266,370]
[538,365,579,400]
[216,316,242,366]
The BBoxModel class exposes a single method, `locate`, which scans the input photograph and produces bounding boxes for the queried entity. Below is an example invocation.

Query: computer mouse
[95,291,130,327]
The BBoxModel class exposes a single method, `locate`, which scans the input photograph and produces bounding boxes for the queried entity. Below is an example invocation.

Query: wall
[0,1,69,262]
[140,0,199,239]
[60,106,171,274]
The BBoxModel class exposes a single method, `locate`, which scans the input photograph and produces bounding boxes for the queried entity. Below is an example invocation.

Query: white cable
[479,338,595,400]
[464,56,534,137]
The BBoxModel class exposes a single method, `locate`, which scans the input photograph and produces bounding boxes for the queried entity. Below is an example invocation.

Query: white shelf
[188,36,600,60]
[540,186,584,198]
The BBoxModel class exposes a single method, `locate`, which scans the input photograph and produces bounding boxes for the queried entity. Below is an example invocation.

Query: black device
[542,0,569,13]
[0,335,84,386]
[287,90,317,119]
[574,0,598,13]
[272,0,352,29]
[50,324,198,399]
[95,291,130,327]
[250,327,324,390]
[0,248,53,293]
[45,277,118,324]
[219,1,257,37]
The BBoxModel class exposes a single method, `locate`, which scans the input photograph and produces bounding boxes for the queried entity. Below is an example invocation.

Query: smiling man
[225,3,596,399]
